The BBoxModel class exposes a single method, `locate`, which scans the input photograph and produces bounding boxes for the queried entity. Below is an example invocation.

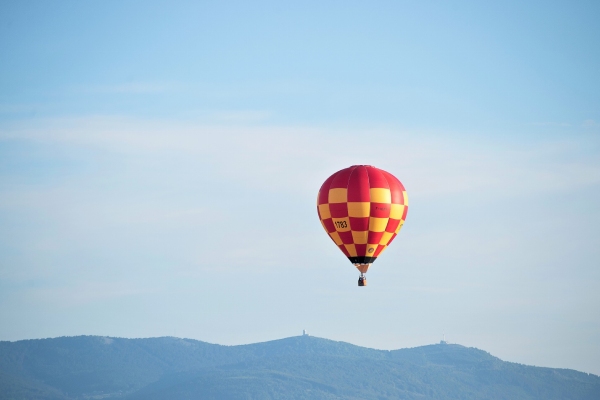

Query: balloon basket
[358,276,367,286]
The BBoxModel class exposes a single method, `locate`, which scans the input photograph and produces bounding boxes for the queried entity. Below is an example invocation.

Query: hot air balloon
[317,165,408,286]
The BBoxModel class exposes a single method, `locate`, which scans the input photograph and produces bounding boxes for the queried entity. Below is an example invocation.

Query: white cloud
[583,119,599,128]
[2,115,599,277]
[76,82,177,94]
[2,115,600,199]
[530,122,571,127]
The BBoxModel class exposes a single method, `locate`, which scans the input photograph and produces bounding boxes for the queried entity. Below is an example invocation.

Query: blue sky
[1,1,599,375]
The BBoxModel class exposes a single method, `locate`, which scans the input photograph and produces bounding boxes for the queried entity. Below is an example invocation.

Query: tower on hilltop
[440,333,447,344]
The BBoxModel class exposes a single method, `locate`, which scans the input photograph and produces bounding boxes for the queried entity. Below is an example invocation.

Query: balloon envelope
[317,165,408,270]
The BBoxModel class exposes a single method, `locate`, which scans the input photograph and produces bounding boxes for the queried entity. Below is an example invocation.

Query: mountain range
[1,335,598,399]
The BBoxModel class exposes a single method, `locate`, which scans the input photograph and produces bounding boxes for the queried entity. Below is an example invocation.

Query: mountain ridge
[0,335,598,399]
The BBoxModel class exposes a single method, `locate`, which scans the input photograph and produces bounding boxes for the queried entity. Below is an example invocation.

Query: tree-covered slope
[0,335,598,400]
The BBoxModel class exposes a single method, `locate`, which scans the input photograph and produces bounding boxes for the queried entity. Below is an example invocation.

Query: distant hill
[0,335,598,399]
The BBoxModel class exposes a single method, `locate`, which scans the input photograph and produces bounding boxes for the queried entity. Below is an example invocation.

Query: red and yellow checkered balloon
[317,165,408,274]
